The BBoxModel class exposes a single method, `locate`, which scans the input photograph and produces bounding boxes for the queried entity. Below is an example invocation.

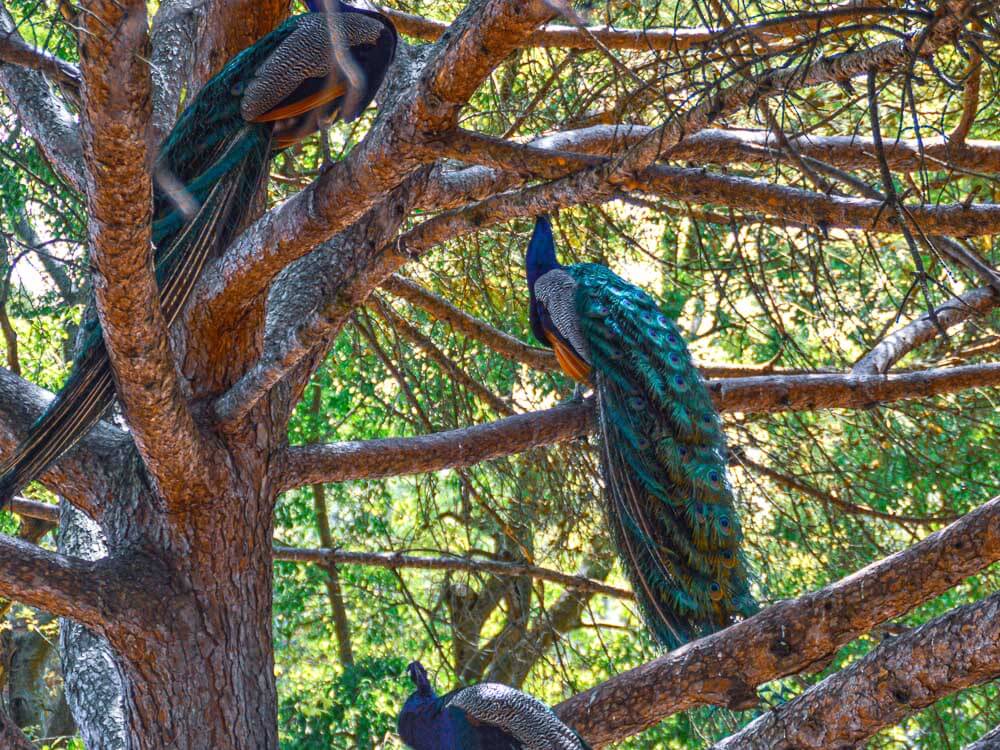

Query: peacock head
[525,215,561,289]
[398,661,442,749]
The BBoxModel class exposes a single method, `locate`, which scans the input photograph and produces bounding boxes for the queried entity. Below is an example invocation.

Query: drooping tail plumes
[0,5,397,502]
[525,216,755,648]
[572,263,757,647]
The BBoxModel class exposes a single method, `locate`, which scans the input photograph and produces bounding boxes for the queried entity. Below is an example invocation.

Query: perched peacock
[0,1,397,501]
[398,661,590,750]
[525,216,756,649]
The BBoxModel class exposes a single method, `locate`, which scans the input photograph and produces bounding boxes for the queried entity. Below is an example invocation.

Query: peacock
[525,215,756,649]
[0,1,397,502]
[398,661,590,750]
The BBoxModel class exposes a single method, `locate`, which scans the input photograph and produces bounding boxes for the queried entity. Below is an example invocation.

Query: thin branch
[369,295,514,416]
[556,492,1000,746]
[382,274,558,372]
[279,363,1000,489]
[736,453,957,526]
[950,36,981,144]
[274,546,633,600]
[853,286,999,375]
[711,592,1000,749]
[964,723,1000,750]
[380,0,904,52]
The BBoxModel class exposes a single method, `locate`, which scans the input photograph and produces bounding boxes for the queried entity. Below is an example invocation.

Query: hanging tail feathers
[570,263,757,648]
[0,125,273,505]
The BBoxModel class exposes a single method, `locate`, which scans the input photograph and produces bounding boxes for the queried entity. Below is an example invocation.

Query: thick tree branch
[381,0,900,52]
[711,592,1000,749]
[442,126,1000,183]
[853,286,999,375]
[274,546,632,600]
[279,401,591,490]
[0,533,134,635]
[0,2,84,191]
[77,0,216,504]
[556,492,1000,746]
[637,166,1000,236]
[0,17,80,89]
[279,364,1000,489]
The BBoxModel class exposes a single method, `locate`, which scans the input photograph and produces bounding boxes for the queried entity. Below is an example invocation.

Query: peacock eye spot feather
[718,516,731,533]
[628,396,646,411]
[673,375,688,391]
[667,333,679,345]
[657,314,670,328]
[668,352,680,365]
[709,470,721,485]
[709,581,724,601]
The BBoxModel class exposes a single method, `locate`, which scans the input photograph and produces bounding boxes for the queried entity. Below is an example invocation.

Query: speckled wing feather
[533,269,591,364]
[567,262,757,648]
[447,683,590,750]
[241,11,384,122]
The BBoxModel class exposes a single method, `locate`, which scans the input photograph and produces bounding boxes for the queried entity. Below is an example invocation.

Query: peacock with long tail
[525,215,756,649]
[0,1,397,502]
[398,661,590,750]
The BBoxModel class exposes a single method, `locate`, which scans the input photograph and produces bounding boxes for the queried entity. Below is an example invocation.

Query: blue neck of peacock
[525,215,561,293]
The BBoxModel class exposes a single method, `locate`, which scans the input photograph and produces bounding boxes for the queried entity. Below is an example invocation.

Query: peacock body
[526,216,756,648]
[0,3,397,501]
[398,661,590,750]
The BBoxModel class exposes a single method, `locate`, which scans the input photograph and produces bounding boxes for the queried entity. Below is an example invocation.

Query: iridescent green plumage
[567,263,756,647]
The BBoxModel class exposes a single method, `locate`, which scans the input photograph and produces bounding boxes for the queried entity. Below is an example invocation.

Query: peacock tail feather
[566,262,757,648]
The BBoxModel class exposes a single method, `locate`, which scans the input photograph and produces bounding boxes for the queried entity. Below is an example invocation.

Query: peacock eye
[673,375,687,391]
[657,314,669,328]
[667,333,679,345]
[702,413,714,424]
[709,581,723,601]
[668,352,680,365]
[629,396,646,411]
[719,516,731,532]
[709,471,720,484]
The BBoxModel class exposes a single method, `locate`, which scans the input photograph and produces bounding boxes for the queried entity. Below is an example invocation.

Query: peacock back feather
[566,262,756,648]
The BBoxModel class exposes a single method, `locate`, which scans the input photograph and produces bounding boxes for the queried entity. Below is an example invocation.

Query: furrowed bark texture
[711,592,1000,749]
[555,493,1000,747]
